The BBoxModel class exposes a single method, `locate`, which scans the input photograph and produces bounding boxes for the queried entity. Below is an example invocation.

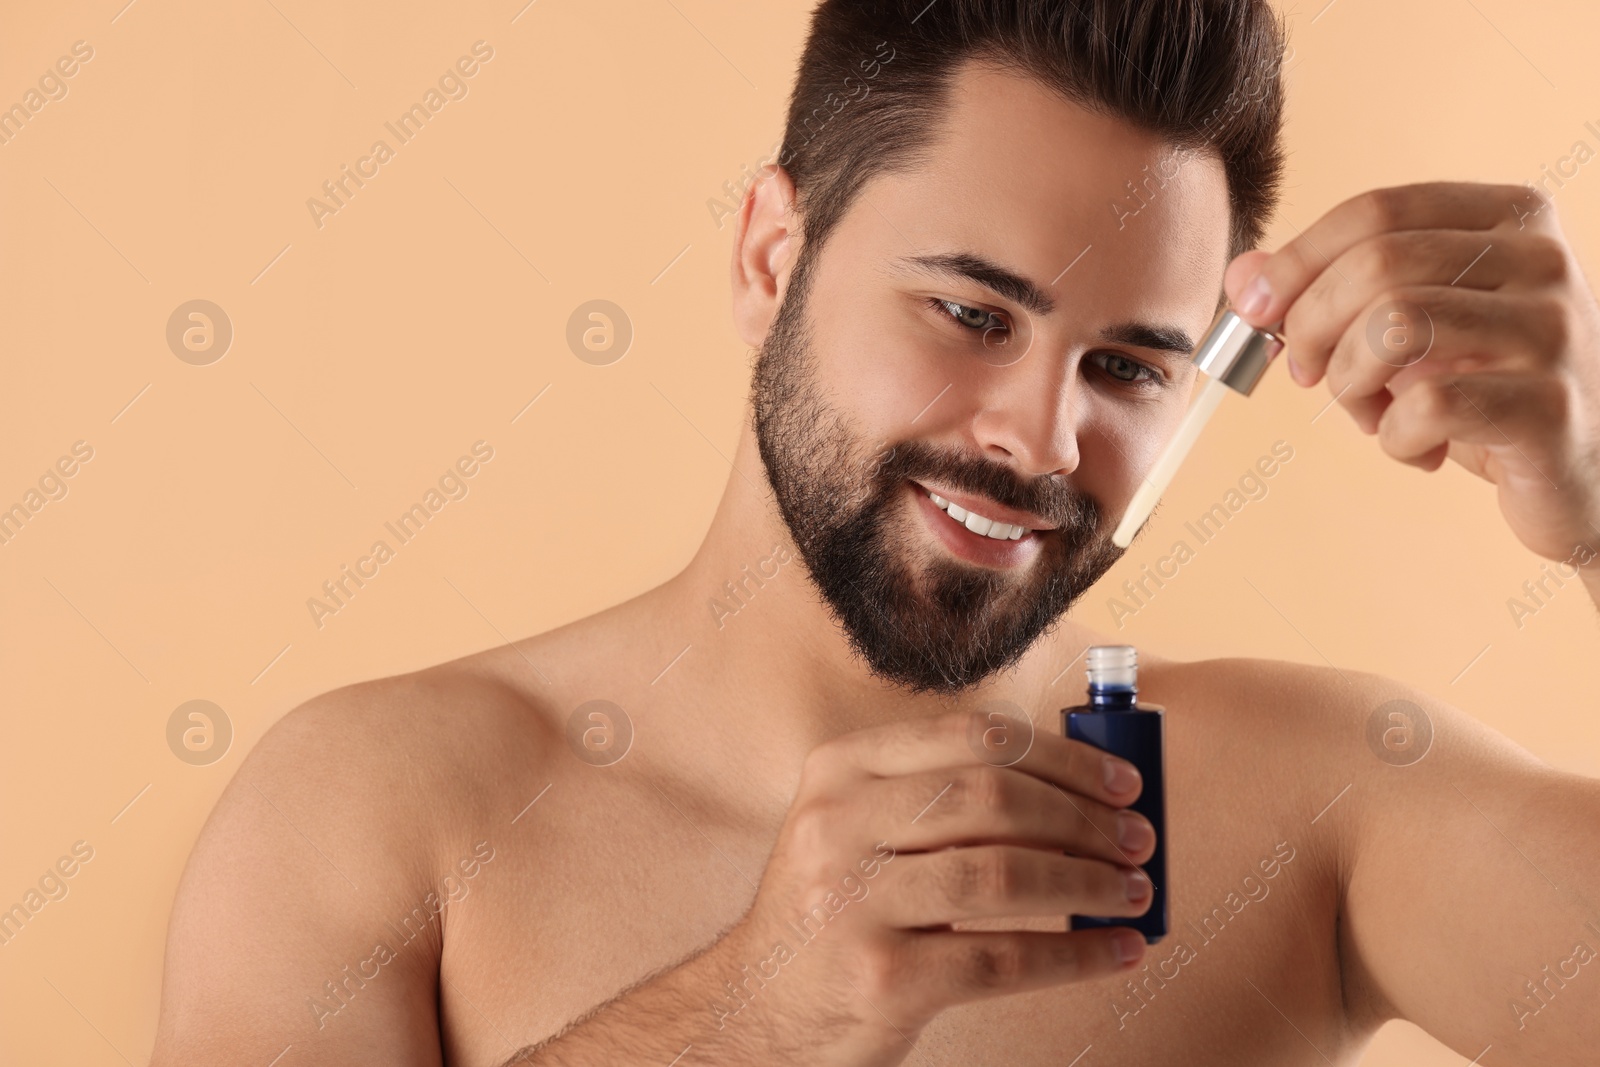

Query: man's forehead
[867,60,1231,267]
[826,63,1232,338]
[933,58,1205,179]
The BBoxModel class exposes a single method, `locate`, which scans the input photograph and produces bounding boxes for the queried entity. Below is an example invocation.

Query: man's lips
[909,482,1042,567]
[909,480,1057,534]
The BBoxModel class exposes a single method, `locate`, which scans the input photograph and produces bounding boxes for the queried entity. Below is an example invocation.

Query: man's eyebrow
[897,251,1198,361]
[1098,321,1197,361]
[897,252,1056,317]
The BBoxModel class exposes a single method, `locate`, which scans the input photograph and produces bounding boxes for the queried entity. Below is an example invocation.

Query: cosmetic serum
[1062,644,1168,943]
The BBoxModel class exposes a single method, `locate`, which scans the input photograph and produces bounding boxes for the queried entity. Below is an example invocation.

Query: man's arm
[1337,676,1600,1063]
[1225,182,1600,597]
[148,684,451,1066]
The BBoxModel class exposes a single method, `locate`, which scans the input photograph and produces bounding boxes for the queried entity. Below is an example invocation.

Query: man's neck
[646,417,1103,760]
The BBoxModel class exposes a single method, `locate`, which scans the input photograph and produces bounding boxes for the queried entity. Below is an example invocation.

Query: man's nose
[968,355,1083,477]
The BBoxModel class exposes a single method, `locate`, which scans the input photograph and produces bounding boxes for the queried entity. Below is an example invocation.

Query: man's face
[751,61,1232,694]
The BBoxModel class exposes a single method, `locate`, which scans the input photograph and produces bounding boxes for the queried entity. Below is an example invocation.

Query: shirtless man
[148,1,1600,1064]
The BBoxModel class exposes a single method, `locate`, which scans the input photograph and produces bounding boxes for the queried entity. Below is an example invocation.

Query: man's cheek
[861,442,896,478]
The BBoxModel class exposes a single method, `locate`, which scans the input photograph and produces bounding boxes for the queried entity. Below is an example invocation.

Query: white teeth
[924,488,1030,541]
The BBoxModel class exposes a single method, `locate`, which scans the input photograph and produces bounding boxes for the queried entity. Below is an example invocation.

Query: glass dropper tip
[1110,374,1229,548]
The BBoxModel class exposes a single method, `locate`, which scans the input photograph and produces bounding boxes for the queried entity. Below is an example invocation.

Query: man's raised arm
[1336,677,1600,1064]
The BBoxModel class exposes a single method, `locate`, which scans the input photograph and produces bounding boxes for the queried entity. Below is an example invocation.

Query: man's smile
[908,479,1046,568]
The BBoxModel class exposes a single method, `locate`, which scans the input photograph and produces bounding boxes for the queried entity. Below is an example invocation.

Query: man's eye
[1094,352,1163,386]
[932,298,1006,335]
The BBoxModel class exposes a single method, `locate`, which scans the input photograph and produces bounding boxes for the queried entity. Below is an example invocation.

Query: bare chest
[434,754,1356,1066]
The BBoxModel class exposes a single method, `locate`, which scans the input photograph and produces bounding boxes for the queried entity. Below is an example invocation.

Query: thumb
[1223,250,1273,322]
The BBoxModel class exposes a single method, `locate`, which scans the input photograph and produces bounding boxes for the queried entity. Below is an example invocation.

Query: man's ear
[730,163,800,350]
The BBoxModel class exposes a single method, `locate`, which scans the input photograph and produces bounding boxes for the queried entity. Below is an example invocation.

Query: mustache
[871,440,1103,536]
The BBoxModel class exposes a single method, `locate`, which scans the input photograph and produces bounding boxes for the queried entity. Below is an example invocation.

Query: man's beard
[750,247,1125,695]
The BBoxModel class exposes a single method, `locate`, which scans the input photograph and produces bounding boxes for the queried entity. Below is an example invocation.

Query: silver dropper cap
[1191,307,1286,396]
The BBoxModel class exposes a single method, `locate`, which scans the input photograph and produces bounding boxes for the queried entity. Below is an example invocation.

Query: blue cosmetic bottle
[1062,644,1168,943]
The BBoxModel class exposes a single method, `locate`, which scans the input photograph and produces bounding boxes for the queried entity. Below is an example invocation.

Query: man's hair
[778,0,1288,264]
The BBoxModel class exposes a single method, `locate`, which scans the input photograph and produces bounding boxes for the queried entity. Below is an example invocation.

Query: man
[149,1,1600,1064]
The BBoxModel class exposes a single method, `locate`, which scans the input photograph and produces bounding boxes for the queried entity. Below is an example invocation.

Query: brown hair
[776,0,1289,265]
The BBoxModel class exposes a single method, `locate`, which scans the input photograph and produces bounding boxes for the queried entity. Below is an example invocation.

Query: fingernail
[1239,274,1272,319]
[1123,869,1152,903]
[1114,928,1145,964]
[1103,757,1141,796]
[1117,811,1154,852]
[1287,355,1308,385]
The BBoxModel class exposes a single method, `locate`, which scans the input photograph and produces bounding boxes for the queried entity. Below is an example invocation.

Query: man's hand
[514,708,1156,1066]
[729,707,1155,1055]
[1223,182,1600,591]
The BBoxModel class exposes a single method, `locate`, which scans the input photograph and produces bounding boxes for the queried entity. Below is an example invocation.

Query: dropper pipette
[1111,308,1285,549]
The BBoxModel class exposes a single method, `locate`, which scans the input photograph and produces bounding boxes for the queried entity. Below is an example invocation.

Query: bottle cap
[1191,307,1285,396]
[1086,644,1138,689]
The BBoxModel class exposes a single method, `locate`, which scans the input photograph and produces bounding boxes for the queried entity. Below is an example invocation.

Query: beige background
[2,0,1597,1062]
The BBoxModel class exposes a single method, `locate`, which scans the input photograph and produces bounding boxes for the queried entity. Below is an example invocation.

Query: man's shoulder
[154,648,570,1061]
[232,647,567,856]
[1141,652,1420,727]
[270,651,555,757]
[1147,651,1545,765]
[1133,651,1549,829]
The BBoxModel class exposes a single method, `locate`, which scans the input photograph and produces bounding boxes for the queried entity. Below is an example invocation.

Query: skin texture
[148,61,1600,1066]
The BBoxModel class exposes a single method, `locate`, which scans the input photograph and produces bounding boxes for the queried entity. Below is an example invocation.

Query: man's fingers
[1321,287,1565,433]
[1226,182,1536,329]
[807,709,1142,808]
[868,928,1145,1017]
[1282,232,1563,389]
[874,846,1152,928]
[1377,369,1572,469]
[860,767,1155,868]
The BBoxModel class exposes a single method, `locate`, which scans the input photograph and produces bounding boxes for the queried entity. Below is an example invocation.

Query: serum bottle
[1062,644,1168,943]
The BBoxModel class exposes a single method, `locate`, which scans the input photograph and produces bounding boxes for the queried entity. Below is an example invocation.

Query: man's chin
[821,557,1065,694]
